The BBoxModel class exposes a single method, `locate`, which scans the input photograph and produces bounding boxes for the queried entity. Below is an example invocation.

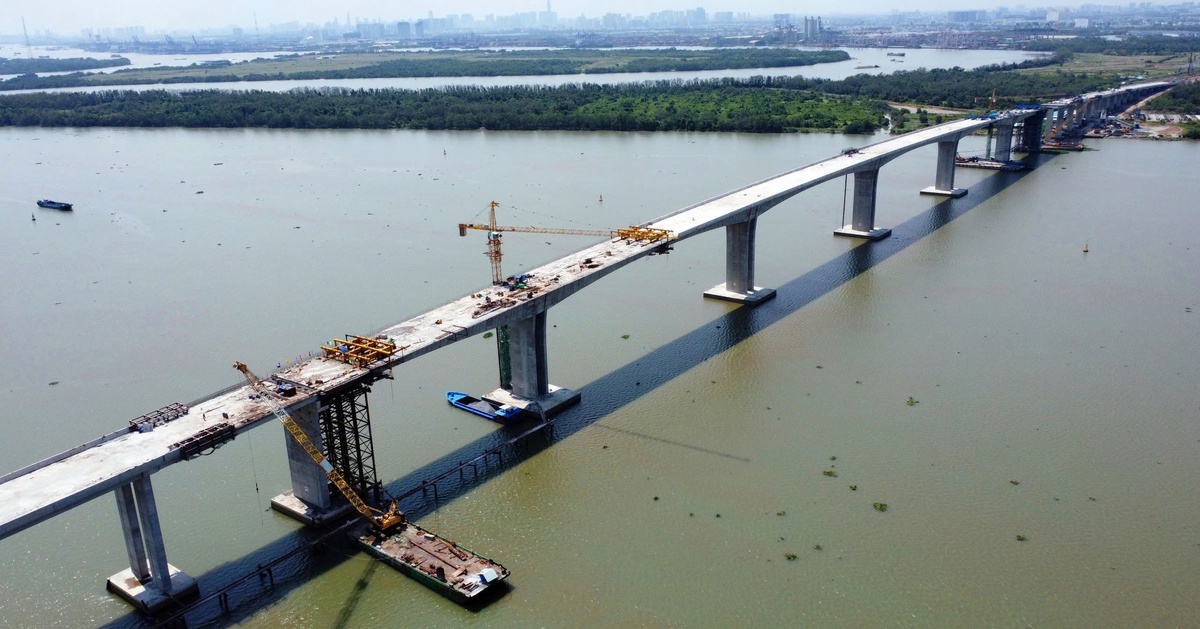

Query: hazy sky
[6,0,1008,35]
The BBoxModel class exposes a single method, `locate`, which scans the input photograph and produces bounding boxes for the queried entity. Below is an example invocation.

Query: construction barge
[231,361,509,606]
[954,155,1026,171]
[359,520,509,604]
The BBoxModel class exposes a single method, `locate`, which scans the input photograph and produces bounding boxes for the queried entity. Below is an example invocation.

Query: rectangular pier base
[834,226,892,241]
[703,285,777,305]
[106,564,199,613]
[271,490,355,528]
[484,385,581,419]
[919,186,968,198]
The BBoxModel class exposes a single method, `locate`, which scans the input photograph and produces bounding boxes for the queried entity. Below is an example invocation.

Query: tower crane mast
[232,361,403,533]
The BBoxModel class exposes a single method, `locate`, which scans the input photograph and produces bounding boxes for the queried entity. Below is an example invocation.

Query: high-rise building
[802,16,822,39]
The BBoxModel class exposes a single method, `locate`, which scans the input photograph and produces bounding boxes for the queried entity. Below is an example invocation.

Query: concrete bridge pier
[1079,100,1101,128]
[920,138,967,198]
[1045,106,1072,139]
[486,311,580,416]
[1057,105,1083,137]
[269,400,348,526]
[703,217,777,304]
[993,119,1016,162]
[835,166,893,240]
[107,475,198,612]
[1016,111,1045,152]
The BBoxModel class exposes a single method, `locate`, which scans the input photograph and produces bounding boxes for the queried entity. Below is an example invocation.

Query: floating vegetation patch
[873,502,888,512]
[849,484,858,491]
[785,553,798,561]
[1016,534,1028,542]
[823,470,838,477]
[906,396,919,406]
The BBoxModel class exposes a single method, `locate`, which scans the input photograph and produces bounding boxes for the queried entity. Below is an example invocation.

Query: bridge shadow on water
[125,153,1053,629]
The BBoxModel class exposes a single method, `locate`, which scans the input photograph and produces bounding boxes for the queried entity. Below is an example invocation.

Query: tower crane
[21,17,32,56]
[233,361,404,534]
[458,201,673,285]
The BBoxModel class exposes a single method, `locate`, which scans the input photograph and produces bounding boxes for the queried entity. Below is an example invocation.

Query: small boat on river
[36,199,73,211]
[447,391,524,424]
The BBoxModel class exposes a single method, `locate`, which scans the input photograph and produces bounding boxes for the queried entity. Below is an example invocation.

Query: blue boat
[36,199,73,211]
[446,391,524,424]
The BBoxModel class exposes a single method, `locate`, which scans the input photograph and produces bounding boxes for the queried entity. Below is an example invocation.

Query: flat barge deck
[358,521,509,604]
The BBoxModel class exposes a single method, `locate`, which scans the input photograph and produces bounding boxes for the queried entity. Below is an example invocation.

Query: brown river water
[0,125,1198,628]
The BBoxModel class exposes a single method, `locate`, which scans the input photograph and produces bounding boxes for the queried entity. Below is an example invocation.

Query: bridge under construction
[0,80,1173,615]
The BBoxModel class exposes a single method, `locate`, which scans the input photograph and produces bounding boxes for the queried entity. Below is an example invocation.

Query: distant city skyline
[4,0,1093,36]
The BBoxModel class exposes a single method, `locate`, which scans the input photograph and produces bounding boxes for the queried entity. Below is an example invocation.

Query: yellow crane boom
[458,223,612,238]
[233,361,403,533]
[458,201,673,284]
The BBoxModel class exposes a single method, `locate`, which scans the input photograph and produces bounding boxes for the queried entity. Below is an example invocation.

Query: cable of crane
[505,202,610,231]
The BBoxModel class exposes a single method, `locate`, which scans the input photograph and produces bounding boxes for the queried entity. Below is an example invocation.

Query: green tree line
[1026,35,1200,56]
[0,80,889,133]
[0,56,130,74]
[0,63,1129,134]
[1143,82,1200,113]
[775,62,1115,109]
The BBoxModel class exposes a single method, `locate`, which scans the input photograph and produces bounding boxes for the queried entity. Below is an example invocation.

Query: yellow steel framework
[614,226,674,242]
[322,334,402,368]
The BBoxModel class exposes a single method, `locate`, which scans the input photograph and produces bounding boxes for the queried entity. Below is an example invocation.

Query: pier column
[1045,107,1069,140]
[1017,111,1045,152]
[270,400,341,526]
[107,476,198,612]
[835,168,892,240]
[486,312,580,416]
[920,139,967,198]
[509,312,549,399]
[1061,105,1082,136]
[993,120,1015,162]
[703,217,776,305]
[115,483,150,582]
